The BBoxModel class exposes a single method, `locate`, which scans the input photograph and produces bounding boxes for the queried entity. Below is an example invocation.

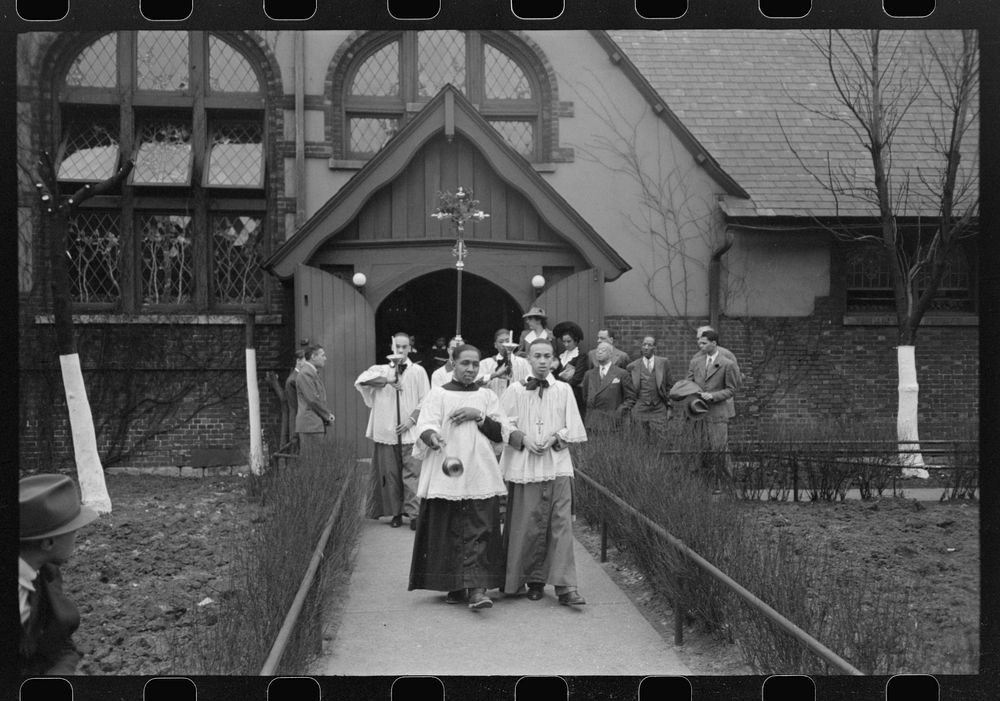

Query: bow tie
[525,377,549,397]
[395,363,407,374]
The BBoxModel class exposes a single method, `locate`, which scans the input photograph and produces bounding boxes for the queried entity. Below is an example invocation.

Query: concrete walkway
[312,517,691,677]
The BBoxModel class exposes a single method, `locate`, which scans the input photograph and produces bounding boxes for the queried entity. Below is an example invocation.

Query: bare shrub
[173,441,365,674]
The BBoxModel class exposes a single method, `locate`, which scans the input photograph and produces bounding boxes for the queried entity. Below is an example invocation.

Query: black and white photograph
[11,4,995,699]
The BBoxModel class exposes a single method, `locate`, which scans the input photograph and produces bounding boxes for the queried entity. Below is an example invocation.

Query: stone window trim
[325,30,566,165]
[27,30,286,314]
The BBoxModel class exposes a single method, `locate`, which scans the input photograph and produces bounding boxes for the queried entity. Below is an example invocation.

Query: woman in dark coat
[552,321,589,418]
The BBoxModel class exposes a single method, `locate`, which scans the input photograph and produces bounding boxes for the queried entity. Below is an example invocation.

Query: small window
[417,30,466,97]
[351,43,400,97]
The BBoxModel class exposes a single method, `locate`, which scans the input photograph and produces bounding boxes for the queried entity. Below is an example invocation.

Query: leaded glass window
[341,31,544,161]
[487,120,534,157]
[52,31,269,312]
[205,121,264,187]
[65,34,118,88]
[418,30,466,97]
[136,31,189,90]
[484,44,532,99]
[845,244,974,313]
[58,117,120,182]
[68,211,121,304]
[130,117,193,186]
[140,213,193,306]
[212,214,264,305]
[352,43,400,97]
[209,36,260,93]
[348,117,399,159]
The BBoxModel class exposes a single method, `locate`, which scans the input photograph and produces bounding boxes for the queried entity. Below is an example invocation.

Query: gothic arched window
[55,31,269,312]
[337,31,548,162]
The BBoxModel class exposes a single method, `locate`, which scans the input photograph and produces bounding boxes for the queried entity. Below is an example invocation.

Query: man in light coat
[295,344,336,464]
[686,329,739,489]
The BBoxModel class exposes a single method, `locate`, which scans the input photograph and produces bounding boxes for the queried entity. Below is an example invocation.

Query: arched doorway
[375,270,523,367]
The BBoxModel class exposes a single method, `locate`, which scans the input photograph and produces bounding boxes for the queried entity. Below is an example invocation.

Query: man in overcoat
[580,342,635,433]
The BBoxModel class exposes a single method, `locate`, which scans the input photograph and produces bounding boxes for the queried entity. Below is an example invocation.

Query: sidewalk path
[312,517,691,677]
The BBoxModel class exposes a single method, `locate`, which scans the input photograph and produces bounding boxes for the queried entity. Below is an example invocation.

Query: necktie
[525,376,550,397]
[705,356,711,370]
[600,366,607,379]
[397,362,407,375]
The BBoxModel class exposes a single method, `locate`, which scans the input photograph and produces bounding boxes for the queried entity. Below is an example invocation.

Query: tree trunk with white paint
[896,345,929,478]
[246,313,263,475]
[60,354,112,512]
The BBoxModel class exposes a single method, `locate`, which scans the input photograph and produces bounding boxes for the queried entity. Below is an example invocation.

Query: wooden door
[533,267,604,350]
[294,263,376,458]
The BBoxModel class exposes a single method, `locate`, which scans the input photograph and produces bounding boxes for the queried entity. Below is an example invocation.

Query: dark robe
[408,380,506,593]
[19,563,82,675]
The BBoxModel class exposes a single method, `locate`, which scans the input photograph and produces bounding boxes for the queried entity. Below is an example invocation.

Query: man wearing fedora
[19,474,100,675]
[685,328,740,490]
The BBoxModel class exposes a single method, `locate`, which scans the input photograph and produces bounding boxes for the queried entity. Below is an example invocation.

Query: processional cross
[430,187,489,343]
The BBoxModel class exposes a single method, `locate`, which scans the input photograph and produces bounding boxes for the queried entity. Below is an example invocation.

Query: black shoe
[390,515,403,528]
[409,517,417,531]
[558,591,587,606]
[527,583,545,601]
[445,589,467,604]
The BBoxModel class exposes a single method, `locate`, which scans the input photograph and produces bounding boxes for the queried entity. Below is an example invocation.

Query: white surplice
[354,362,430,444]
[412,386,508,501]
[498,374,588,483]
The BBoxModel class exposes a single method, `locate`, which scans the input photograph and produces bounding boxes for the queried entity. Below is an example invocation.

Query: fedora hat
[20,474,98,541]
[686,396,710,419]
[522,306,547,319]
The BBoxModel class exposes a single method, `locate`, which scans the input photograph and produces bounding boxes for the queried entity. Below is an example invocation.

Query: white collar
[560,347,579,362]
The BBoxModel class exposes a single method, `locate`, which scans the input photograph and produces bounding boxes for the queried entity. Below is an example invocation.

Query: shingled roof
[606,29,979,220]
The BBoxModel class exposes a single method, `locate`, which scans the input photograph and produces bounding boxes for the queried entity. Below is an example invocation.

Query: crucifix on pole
[430,187,489,344]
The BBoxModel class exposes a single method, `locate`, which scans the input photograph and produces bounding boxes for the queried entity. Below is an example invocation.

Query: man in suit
[284,347,306,450]
[587,329,629,369]
[581,342,635,433]
[295,344,336,464]
[19,474,99,675]
[686,329,740,489]
[625,336,673,443]
[696,325,741,388]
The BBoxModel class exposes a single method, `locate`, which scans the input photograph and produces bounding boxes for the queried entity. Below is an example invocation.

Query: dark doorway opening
[375,270,523,370]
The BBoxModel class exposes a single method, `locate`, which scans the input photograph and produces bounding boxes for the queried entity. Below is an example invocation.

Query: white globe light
[352,272,367,287]
[531,275,546,289]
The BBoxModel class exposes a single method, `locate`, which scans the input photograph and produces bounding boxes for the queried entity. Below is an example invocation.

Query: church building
[17,29,978,468]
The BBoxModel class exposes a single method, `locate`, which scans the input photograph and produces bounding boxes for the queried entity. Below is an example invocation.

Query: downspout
[294,31,306,228]
[708,228,735,329]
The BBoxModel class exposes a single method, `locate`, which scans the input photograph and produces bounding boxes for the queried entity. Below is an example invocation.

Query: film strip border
[17,673,970,700]
[7,0,960,24]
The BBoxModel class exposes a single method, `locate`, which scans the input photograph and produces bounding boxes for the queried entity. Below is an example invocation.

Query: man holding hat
[19,474,99,675]
[685,328,740,490]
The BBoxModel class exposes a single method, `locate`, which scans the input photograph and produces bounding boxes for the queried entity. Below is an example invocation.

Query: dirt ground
[52,472,978,676]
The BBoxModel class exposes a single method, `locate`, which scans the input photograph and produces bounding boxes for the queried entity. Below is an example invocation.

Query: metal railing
[574,466,865,676]
[258,453,362,676]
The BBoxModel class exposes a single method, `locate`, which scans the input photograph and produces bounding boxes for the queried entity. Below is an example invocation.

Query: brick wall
[605,300,979,442]
[19,319,293,472]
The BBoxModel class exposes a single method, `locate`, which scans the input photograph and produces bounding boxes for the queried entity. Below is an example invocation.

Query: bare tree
[26,152,134,511]
[779,30,979,473]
